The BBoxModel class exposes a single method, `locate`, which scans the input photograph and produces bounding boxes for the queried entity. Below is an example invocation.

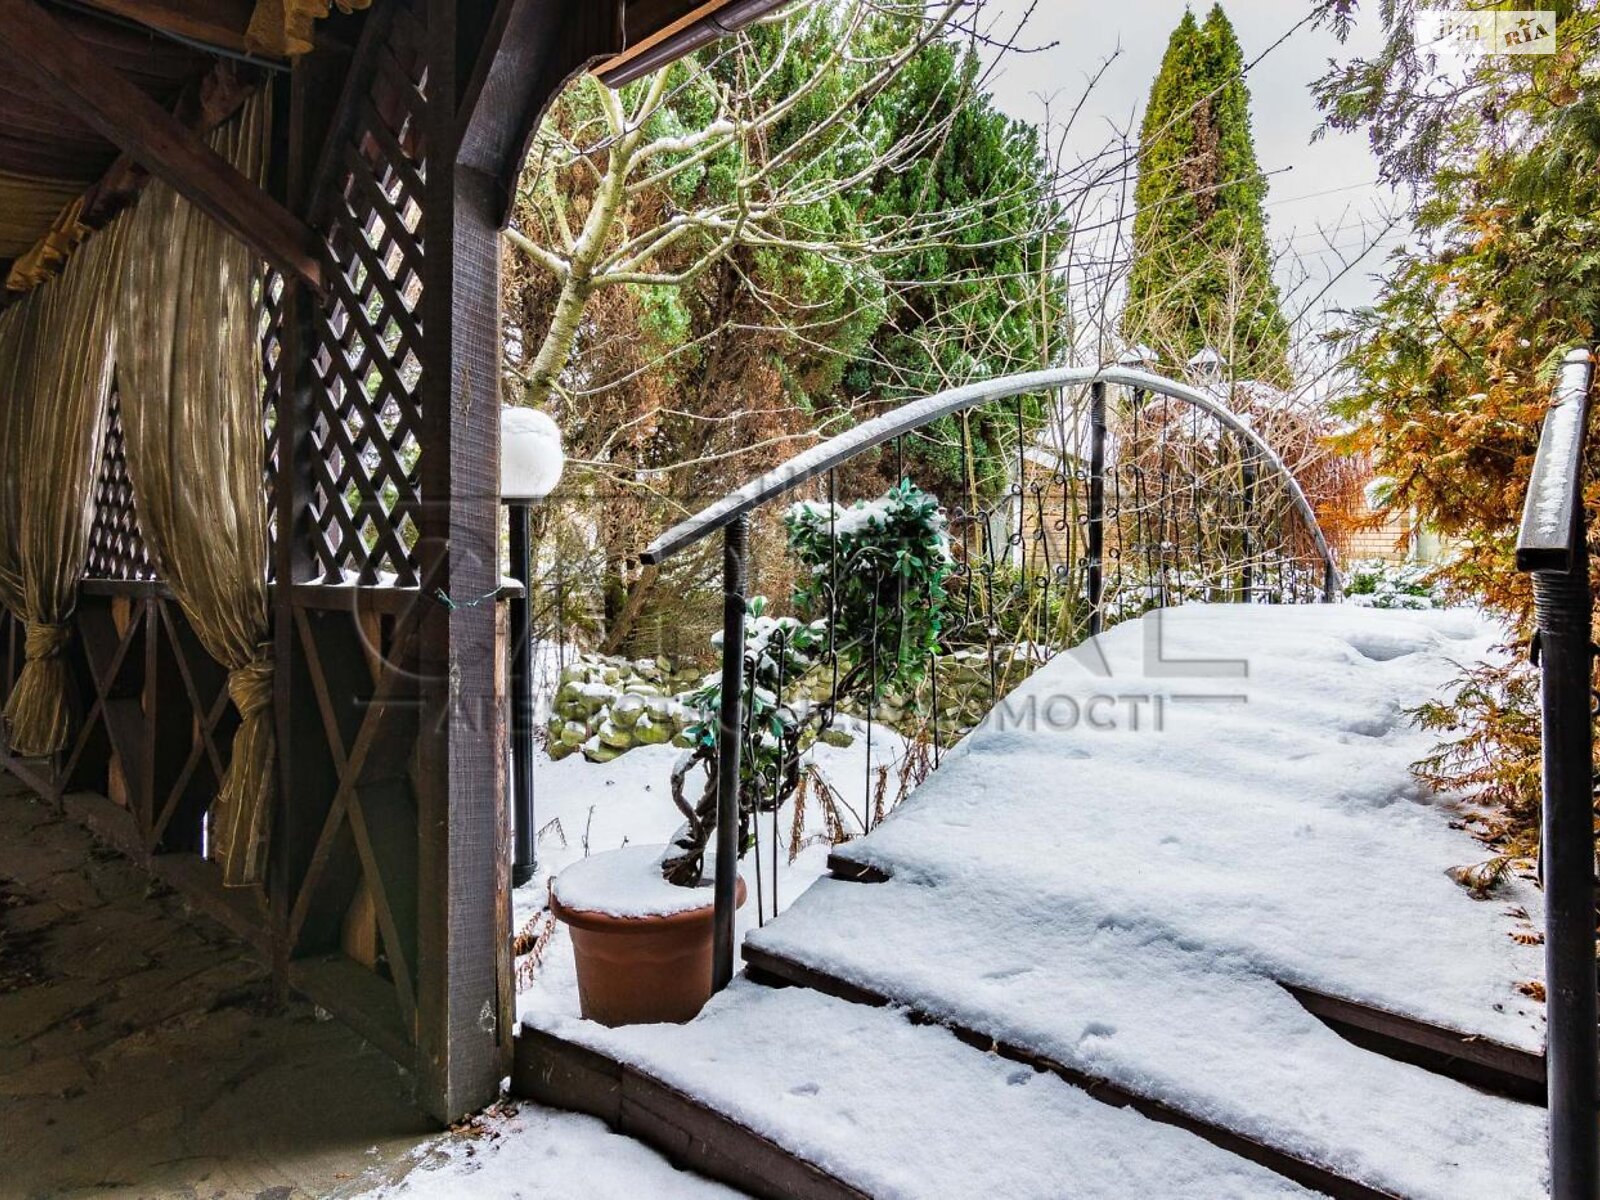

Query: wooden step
[514,1024,869,1200]
[825,849,1546,1106]
[1283,982,1545,1104]
[825,851,888,883]
[744,942,1403,1200]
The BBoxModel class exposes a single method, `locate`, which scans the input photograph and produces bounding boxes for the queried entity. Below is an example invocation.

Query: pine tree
[1122,4,1289,385]
[847,38,1067,499]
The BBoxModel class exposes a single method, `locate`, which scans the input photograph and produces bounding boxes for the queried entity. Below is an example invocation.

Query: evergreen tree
[502,4,1066,653]
[1122,4,1289,384]
[853,39,1067,499]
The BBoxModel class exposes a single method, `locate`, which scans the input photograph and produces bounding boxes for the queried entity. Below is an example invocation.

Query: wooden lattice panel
[85,386,155,581]
[308,2,428,586]
[261,267,285,573]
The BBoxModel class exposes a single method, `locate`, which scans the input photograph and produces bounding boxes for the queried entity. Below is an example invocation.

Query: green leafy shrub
[1343,559,1441,611]
[662,482,951,884]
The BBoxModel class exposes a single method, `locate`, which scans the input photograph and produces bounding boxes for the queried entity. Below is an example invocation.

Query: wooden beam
[55,0,259,56]
[412,0,512,1122]
[1283,982,1546,1104]
[597,0,793,88]
[0,0,325,290]
[62,62,263,246]
[456,0,623,229]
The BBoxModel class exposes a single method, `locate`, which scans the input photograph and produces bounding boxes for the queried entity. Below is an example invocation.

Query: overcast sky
[974,1,1405,328]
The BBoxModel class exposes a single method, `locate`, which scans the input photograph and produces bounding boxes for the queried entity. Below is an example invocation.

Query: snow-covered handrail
[1513,345,1598,1192]
[1516,348,1595,572]
[641,364,1338,591]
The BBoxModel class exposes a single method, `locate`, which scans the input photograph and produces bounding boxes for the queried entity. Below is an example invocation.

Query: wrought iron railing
[1515,346,1598,1200]
[640,364,1342,991]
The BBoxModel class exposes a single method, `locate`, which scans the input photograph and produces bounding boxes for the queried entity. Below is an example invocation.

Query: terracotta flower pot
[550,846,746,1027]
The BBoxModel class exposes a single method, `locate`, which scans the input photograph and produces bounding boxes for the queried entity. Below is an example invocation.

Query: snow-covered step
[743,873,1547,1200]
[824,605,1545,1057]
[518,981,1319,1200]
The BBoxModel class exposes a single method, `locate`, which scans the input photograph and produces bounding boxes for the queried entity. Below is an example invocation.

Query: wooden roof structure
[0,0,787,291]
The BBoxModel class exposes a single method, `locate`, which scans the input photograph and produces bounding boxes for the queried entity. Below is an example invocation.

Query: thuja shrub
[661,481,951,884]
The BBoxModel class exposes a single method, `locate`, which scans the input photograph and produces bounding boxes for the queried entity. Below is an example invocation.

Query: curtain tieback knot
[23,622,71,661]
[227,655,274,721]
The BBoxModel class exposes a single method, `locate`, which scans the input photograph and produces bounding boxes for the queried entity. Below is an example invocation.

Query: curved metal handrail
[641,364,1339,593]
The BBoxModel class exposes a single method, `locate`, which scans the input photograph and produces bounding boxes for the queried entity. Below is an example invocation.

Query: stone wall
[546,655,704,762]
[546,645,1043,763]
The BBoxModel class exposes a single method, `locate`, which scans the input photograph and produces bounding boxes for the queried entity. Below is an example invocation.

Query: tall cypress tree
[1121,4,1289,385]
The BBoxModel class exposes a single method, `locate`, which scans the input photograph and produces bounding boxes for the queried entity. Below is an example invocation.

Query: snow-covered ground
[516,718,911,1023]
[352,1104,739,1199]
[386,603,1548,1198]
[735,604,1548,1198]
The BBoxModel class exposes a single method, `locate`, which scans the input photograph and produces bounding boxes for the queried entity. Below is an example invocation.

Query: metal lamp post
[501,407,565,889]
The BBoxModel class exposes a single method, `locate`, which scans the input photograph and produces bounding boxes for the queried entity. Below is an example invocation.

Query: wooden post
[412,0,514,1123]
[269,49,345,994]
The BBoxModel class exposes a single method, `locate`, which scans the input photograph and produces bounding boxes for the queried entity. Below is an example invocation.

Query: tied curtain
[0,221,125,756]
[116,95,276,888]
[246,0,374,57]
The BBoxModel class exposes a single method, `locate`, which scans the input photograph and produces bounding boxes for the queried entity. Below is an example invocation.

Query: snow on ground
[353,1104,740,1199]
[515,718,909,1023]
[537,981,1318,1200]
[819,603,1545,1046]
[455,602,1545,1199]
[737,603,1549,1198]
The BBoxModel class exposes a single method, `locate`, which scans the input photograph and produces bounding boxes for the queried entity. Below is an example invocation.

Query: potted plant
[550,480,951,1025]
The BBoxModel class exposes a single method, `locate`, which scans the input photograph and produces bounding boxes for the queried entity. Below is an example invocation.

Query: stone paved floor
[0,777,437,1200]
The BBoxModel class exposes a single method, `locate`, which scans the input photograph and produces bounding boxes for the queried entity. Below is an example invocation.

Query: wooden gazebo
[0,0,779,1124]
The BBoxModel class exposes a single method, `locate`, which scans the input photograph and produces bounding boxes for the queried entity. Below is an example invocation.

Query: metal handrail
[667,363,1346,998]
[1515,346,1597,1200]
[641,364,1340,597]
[1518,350,1596,571]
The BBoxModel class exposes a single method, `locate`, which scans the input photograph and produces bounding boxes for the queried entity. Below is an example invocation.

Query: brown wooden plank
[597,0,795,88]
[65,0,259,55]
[411,0,511,1125]
[826,852,889,883]
[289,952,414,1064]
[304,1,401,226]
[286,592,429,948]
[60,597,146,796]
[0,0,324,289]
[272,49,341,990]
[278,617,364,959]
[80,578,170,600]
[148,601,233,851]
[1284,982,1546,1105]
[513,1025,872,1200]
[343,777,421,1027]
[455,0,623,227]
[74,60,265,236]
[742,944,1405,1200]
